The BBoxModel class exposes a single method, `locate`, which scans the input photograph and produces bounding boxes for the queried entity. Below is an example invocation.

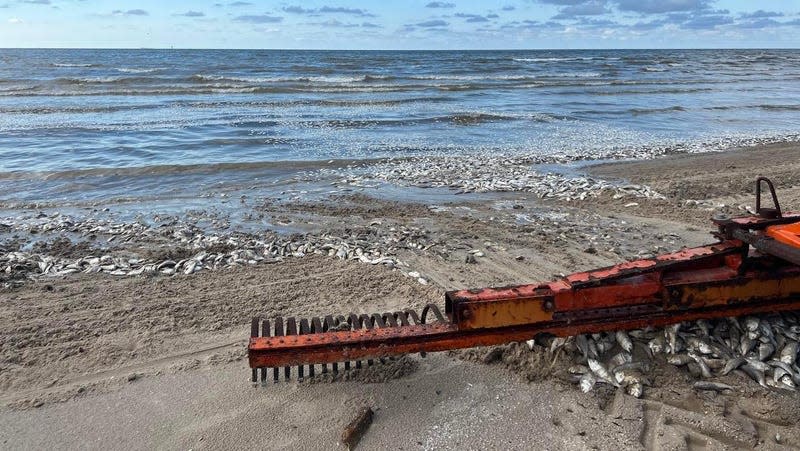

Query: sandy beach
[2,141,800,450]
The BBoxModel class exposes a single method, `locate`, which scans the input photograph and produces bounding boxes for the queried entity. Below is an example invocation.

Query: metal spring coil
[251,303,446,384]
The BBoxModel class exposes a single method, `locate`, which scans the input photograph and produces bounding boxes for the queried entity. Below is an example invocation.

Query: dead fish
[702,358,725,370]
[626,381,644,398]
[588,340,600,359]
[765,378,795,391]
[740,364,767,387]
[616,330,633,353]
[549,337,568,353]
[685,336,714,355]
[711,321,728,339]
[728,321,741,349]
[758,322,775,343]
[720,356,746,376]
[779,375,796,389]
[648,335,666,354]
[588,359,619,387]
[666,354,693,366]
[773,366,790,383]
[745,359,770,372]
[780,341,798,365]
[579,373,596,393]
[693,381,733,392]
[576,334,590,358]
[739,336,757,356]
[758,342,775,362]
[695,319,711,336]
[689,351,713,378]
[611,362,650,374]
[666,324,681,354]
[608,352,632,368]
[568,365,590,375]
[767,360,794,374]
[744,316,760,332]
[596,339,615,355]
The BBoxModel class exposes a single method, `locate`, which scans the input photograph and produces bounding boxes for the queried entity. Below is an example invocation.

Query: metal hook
[755,177,782,219]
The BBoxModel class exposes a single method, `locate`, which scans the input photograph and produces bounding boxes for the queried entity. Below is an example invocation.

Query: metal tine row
[251,304,445,385]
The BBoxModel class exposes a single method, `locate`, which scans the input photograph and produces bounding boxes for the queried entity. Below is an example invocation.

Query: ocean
[1,48,799,215]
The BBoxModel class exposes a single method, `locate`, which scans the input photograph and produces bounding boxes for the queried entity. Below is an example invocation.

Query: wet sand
[2,142,800,450]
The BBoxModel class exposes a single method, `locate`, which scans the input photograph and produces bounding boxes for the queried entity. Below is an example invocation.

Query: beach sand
[2,142,800,450]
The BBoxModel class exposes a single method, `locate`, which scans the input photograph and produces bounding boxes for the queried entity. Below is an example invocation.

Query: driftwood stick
[341,406,374,450]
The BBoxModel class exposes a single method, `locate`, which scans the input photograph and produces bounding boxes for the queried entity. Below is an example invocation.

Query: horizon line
[0,46,799,51]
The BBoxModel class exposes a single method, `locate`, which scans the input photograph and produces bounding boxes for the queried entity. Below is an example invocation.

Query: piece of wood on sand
[341,406,374,450]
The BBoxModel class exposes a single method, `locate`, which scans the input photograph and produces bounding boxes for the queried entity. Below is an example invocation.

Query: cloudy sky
[1,0,799,49]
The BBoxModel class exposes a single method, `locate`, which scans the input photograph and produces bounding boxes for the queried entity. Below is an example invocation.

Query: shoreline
[2,140,800,449]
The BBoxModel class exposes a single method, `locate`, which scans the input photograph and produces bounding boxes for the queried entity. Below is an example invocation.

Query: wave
[641,66,668,72]
[758,104,800,111]
[0,158,390,182]
[297,112,525,129]
[115,67,164,74]
[190,74,383,84]
[705,104,800,112]
[630,105,687,115]
[512,57,619,63]
[52,62,96,68]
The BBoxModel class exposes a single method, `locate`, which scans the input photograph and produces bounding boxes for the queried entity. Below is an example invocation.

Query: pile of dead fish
[326,156,665,201]
[0,212,446,287]
[557,313,800,398]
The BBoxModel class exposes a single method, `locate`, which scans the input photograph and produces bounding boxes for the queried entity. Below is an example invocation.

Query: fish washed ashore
[2,142,800,449]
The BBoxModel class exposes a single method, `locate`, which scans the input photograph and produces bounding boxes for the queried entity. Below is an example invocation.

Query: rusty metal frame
[248,180,800,379]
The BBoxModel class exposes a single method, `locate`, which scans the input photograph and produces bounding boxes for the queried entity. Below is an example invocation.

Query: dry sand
[2,142,800,450]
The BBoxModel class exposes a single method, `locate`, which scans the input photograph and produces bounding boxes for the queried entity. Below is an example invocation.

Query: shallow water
[1,48,799,209]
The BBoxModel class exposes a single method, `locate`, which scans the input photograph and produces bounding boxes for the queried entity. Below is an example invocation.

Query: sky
[1,0,799,49]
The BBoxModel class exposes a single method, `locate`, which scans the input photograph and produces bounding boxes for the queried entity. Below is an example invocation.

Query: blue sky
[1,0,799,49]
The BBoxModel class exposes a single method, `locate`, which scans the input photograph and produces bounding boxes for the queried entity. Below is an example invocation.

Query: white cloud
[8,17,23,23]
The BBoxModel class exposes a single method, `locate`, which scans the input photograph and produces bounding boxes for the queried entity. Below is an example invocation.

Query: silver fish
[626,381,643,398]
[693,381,733,392]
[568,364,590,375]
[728,320,741,349]
[780,341,798,365]
[614,369,642,386]
[579,373,596,393]
[689,351,713,378]
[740,364,767,387]
[779,374,796,388]
[666,323,681,355]
[588,358,619,387]
[720,356,746,376]
[767,359,794,374]
[685,336,714,355]
[615,361,651,373]
[739,336,756,356]
[773,366,789,383]
[608,352,632,368]
[549,337,568,353]
[596,337,614,354]
[744,316,760,332]
[576,334,590,358]
[745,359,769,372]
[616,330,633,353]
[765,378,795,391]
[588,339,600,359]
[703,358,725,370]
[695,319,711,336]
[758,322,775,343]
[648,335,666,354]
[666,354,693,366]
[758,342,775,362]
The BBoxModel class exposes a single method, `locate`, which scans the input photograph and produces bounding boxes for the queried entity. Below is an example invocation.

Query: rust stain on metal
[248,178,800,382]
